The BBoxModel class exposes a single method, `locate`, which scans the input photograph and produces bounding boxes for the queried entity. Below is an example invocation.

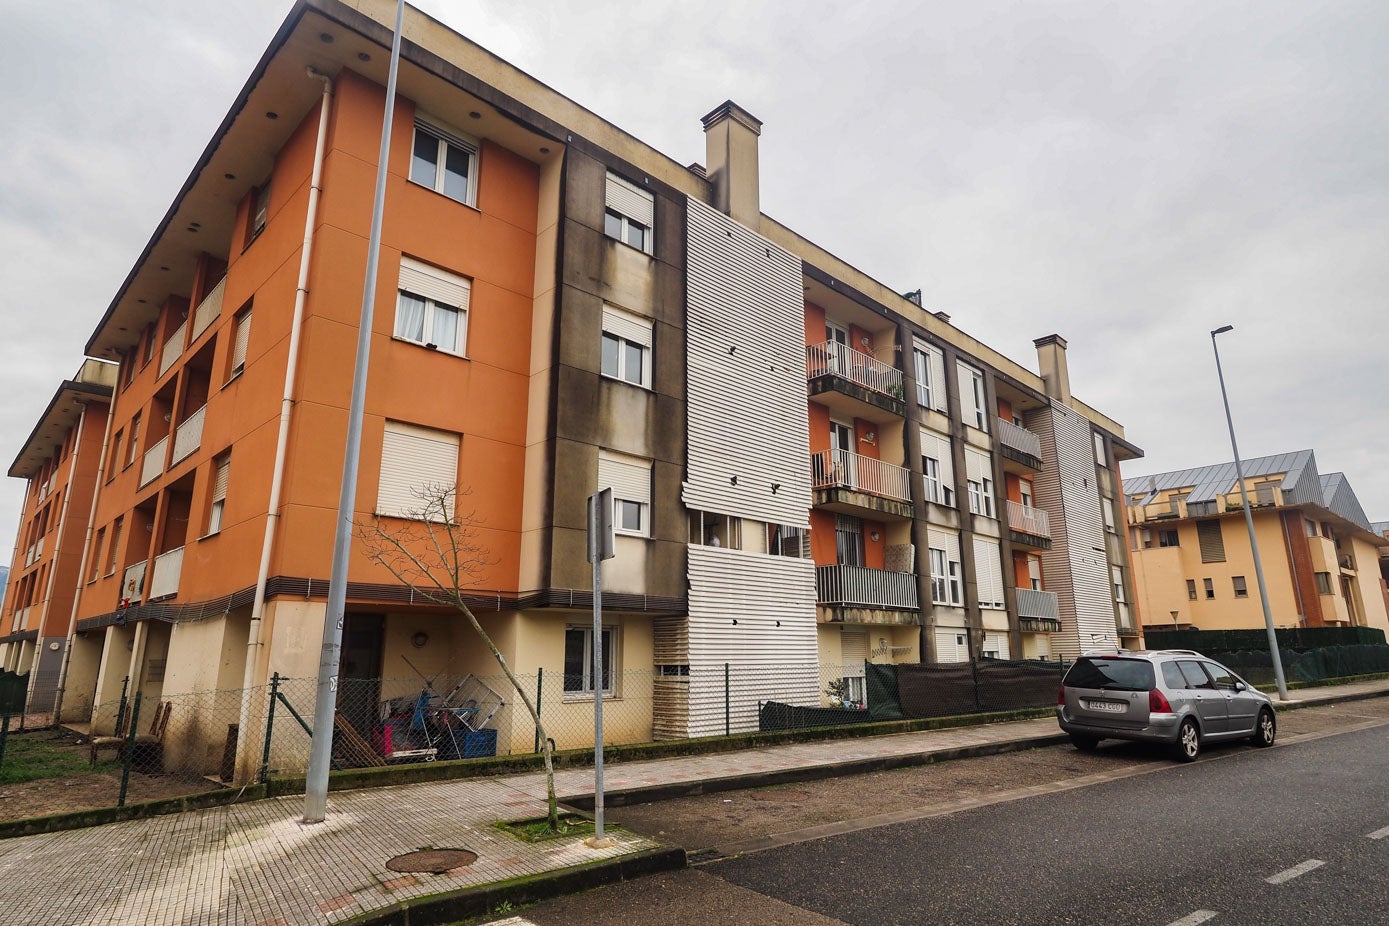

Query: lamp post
[1210,325,1289,700]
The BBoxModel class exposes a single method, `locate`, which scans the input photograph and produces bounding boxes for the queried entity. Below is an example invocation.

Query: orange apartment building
[1124,451,1389,634]
[5,0,1142,779]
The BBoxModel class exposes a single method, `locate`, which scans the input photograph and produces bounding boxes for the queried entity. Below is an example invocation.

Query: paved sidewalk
[1,678,1385,926]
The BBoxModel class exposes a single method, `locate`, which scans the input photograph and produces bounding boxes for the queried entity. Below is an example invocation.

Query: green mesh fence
[1210,645,1389,686]
[1146,627,1386,652]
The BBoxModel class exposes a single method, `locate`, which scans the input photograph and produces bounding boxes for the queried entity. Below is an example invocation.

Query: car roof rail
[1160,649,1203,656]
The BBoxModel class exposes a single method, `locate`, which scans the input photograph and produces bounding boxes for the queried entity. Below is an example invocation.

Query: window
[604,172,654,254]
[920,429,955,507]
[1203,578,1215,599]
[1231,575,1248,598]
[599,451,652,537]
[563,625,616,695]
[957,362,987,431]
[768,524,809,558]
[377,421,461,520]
[1186,579,1197,600]
[89,528,105,583]
[107,430,123,482]
[928,530,963,606]
[912,339,946,412]
[964,448,994,518]
[1159,529,1179,548]
[127,414,142,468]
[106,517,123,577]
[1019,481,1033,509]
[1202,661,1238,690]
[1178,660,1215,690]
[1315,571,1333,595]
[600,305,653,387]
[229,307,252,379]
[1197,520,1225,563]
[1028,556,1042,590]
[1304,518,1318,538]
[835,515,864,567]
[409,122,478,206]
[395,257,471,356]
[1093,431,1107,466]
[249,180,270,242]
[1112,564,1125,603]
[143,323,156,366]
[1102,501,1116,534]
[973,538,1005,609]
[207,453,231,535]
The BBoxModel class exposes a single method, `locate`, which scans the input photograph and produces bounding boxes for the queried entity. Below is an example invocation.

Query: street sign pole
[587,488,614,846]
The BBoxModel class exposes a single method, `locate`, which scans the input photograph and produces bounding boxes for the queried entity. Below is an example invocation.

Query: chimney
[701,100,763,229]
[1033,334,1071,402]
[933,311,951,325]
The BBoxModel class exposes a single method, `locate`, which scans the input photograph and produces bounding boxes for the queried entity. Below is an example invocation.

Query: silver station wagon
[1056,650,1276,761]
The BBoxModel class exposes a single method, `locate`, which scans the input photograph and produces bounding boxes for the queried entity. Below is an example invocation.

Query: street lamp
[1210,325,1289,700]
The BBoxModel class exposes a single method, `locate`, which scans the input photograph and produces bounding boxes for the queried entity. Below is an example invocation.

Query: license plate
[1085,699,1126,713]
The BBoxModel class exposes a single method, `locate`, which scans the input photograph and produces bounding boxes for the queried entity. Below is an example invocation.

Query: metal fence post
[118,692,143,808]
[260,673,281,783]
[724,663,731,737]
[532,667,543,754]
[0,713,10,775]
[115,676,130,738]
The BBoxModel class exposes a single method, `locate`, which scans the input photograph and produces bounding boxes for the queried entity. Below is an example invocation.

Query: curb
[1271,687,1389,712]
[336,845,686,926]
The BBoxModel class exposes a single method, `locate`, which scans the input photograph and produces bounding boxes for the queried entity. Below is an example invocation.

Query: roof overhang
[9,378,114,479]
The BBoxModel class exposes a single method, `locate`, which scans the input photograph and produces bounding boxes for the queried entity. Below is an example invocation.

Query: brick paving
[0,679,1383,926]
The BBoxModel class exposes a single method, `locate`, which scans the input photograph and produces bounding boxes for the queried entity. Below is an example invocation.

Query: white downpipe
[235,68,334,780]
[54,394,115,720]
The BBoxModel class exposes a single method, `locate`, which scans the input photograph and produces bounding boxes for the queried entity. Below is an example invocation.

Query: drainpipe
[53,395,116,722]
[235,68,334,776]
[31,402,87,717]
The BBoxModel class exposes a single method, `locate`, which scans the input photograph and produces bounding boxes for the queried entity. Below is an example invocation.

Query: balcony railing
[1116,602,1138,636]
[816,564,919,610]
[15,606,32,631]
[806,341,904,399]
[140,436,168,487]
[997,417,1042,461]
[1014,587,1060,621]
[1131,497,1188,524]
[159,320,188,377]
[811,449,913,503]
[122,560,148,605]
[1006,499,1051,538]
[148,547,184,600]
[171,405,206,466]
[190,277,225,342]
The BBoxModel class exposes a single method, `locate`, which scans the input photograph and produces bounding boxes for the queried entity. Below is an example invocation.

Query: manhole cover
[386,848,478,873]
[751,789,810,803]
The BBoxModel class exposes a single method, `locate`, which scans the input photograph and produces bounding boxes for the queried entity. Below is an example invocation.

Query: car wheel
[1070,734,1099,752]
[1251,708,1276,747]
[1175,718,1201,762]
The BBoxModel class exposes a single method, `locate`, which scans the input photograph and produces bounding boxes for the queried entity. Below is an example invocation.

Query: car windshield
[1065,658,1155,692]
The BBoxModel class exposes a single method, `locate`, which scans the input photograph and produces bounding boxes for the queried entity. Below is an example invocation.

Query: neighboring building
[0,360,116,722]
[1372,522,1389,617]
[10,0,1139,777]
[1124,451,1389,634]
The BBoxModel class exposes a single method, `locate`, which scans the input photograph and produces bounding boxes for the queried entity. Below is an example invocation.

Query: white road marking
[1165,911,1217,926]
[1367,824,1389,840]
[1265,859,1325,884]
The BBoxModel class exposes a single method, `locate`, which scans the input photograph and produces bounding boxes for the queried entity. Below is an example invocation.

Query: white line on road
[1265,859,1325,884]
[1165,911,1217,926]
[1367,824,1389,840]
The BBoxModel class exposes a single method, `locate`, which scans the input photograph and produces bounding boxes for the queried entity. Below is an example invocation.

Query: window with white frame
[1112,564,1127,603]
[1102,499,1116,533]
[409,122,479,206]
[1027,556,1042,590]
[249,180,270,242]
[395,257,471,356]
[600,305,653,387]
[377,421,461,520]
[957,361,987,431]
[599,451,652,537]
[127,413,142,468]
[973,537,1005,609]
[1019,479,1033,509]
[604,172,654,254]
[928,530,963,606]
[912,338,947,412]
[563,625,616,695]
[1093,431,1108,466]
[229,307,252,379]
[106,516,123,577]
[920,428,955,507]
[207,453,231,534]
[964,448,995,518]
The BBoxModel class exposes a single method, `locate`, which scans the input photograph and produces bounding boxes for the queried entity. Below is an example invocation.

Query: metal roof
[1319,473,1373,533]
[1124,449,1319,506]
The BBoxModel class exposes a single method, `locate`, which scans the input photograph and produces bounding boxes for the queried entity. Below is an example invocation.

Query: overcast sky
[3,1,1386,562]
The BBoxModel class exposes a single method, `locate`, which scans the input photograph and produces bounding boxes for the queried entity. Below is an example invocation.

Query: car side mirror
[1234,681,1246,691]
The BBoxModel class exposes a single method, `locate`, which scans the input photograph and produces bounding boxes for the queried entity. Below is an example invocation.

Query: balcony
[148,547,184,601]
[140,436,168,488]
[816,564,919,623]
[122,560,148,605]
[806,342,906,420]
[1129,497,1188,524]
[1014,588,1060,632]
[997,417,1043,472]
[190,277,225,343]
[1116,602,1139,637]
[1006,499,1052,549]
[811,449,915,520]
[159,320,188,377]
[170,405,206,466]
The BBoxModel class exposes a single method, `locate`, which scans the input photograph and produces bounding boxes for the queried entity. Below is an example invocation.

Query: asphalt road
[484,706,1389,926]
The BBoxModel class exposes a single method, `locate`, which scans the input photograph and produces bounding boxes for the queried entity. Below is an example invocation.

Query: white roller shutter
[605,172,654,227]
[928,528,961,567]
[973,537,1005,609]
[399,256,471,311]
[934,628,969,663]
[842,627,868,672]
[602,304,653,348]
[212,455,231,502]
[964,447,992,483]
[377,421,460,519]
[983,632,1010,660]
[912,338,948,412]
[920,428,955,501]
[598,451,651,505]
[231,311,252,372]
[958,361,985,426]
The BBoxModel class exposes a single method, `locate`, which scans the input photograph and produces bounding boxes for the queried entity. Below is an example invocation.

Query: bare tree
[359,483,560,831]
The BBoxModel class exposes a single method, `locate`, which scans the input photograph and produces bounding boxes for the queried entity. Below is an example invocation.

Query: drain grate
[386,848,479,873]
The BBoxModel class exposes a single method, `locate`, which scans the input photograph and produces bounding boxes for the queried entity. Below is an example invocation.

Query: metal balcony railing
[811,449,913,503]
[122,560,148,604]
[159,320,188,377]
[171,405,206,466]
[997,417,1042,460]
[148,547,184,600]
[15,606,32,631]
[190,277,225,342]
[1006,499,1051,538]
[806,341,904,399]
[140,436,169,487]
[1014,587,1060,621]
[816,564,919,610]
